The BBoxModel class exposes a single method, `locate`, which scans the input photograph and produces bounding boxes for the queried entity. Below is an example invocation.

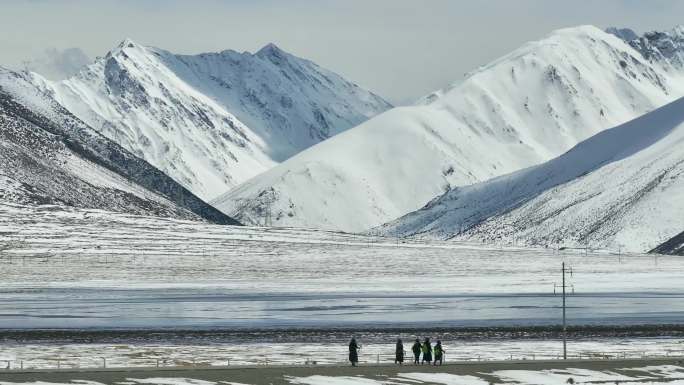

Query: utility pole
[562,262,567,360]
[259,194,274,227]
[555,262,573,360]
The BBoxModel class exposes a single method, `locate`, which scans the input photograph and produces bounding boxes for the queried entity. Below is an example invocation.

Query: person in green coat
[421,337,432,365]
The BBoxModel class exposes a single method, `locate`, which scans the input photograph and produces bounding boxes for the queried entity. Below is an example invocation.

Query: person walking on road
[433,340,445,366]
[349,337,360,366]
[412,338,421,364]
[421,337,432,365]
[395,338,405,365]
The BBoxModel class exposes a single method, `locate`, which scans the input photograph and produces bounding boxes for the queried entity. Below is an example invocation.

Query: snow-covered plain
[1,203,684,329]
[214,25,684,232]
[392,365,684,385]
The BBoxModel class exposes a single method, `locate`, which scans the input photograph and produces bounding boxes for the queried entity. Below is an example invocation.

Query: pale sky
[1,0,683,104]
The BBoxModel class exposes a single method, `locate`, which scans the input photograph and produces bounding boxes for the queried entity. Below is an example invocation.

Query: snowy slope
[29,40,390,201]
[213,25,684,232]
[0,67,238,224]
[381,95,684,253]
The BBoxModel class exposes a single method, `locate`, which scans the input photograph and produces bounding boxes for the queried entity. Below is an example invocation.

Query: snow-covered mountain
[30,40,390,201]
[381,95,684,253]
[0,67,238,224]
[213,25,684,232]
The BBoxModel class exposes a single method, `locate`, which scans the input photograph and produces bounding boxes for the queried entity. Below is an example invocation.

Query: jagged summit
[119,37,138,47]
[105,38,145,58]
[103,40,304,78]
[254,42,298,67]
[107,39,293,68]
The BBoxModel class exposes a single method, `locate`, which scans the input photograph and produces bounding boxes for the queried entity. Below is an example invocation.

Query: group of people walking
[407,338,445,366]
[348,337,445,367]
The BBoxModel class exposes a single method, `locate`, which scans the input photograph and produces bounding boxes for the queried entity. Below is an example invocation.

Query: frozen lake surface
[1,203,684,329]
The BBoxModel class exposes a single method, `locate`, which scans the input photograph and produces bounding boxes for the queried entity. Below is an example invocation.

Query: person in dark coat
[411,338,421,364]
[421,337,432,365]
[433,340,445,366]
[395,338,405,365]
[349,337,360,366]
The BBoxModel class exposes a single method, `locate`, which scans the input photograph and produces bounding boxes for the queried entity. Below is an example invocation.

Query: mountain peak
[258,42,282,52]
[105,38,148,60]
[118,38,140,49]
[256,43,288,61]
